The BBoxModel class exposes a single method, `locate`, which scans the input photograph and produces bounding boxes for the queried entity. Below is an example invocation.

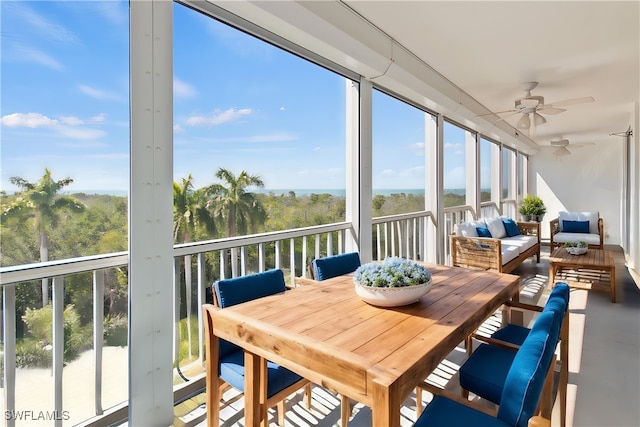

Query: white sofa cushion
[558,211,599,234]
[456,220,486,237]
[485,217,507,239]
[552,232,601,246]
[502,235,538,254]
[501,244,521,265]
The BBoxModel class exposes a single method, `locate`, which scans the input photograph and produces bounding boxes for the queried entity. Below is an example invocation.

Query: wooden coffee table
[549,247,616,302]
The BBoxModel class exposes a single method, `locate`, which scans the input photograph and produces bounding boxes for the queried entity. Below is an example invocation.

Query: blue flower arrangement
[354,257,432,288]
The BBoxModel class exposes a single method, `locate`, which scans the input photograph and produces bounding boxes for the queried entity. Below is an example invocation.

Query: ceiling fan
[487,82,595,133]
[546,138,595,158]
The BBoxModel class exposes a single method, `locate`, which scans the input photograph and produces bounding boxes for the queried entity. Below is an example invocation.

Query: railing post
[93,269,105,415]
[185,255,192,359]
[3,284,16,427]
[52,276,64,427]
[289,238,296,283]
[197,253,206,363]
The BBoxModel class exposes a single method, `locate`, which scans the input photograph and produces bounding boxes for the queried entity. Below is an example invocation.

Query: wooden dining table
[207,263,521,426]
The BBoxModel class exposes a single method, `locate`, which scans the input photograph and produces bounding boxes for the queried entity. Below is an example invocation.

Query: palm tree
[205,168,266,237]
[206,168,267,278]
[173,174,216,360]
[2,168,84,306]
[173,174,216,244]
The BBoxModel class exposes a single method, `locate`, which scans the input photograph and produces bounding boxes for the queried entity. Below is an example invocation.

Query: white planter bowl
[566,246,588,255]
[354,279,432,307]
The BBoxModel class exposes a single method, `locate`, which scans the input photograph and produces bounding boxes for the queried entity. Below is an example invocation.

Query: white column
[424,113,439,264]
[346,78,373,262]
[491,142,501,208]
[129,0,174,424]
[464,131,478,215]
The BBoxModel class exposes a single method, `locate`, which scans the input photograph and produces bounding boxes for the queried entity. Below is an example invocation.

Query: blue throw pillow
[502,219,521,237]
[476,227,492,238]
[563,220,589,233]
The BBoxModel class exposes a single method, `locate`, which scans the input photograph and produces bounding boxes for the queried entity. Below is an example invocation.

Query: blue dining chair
[310,252,361,426]
[458,283,570,425]
[204,269,311,427]
[415,309,560,427]
[312,252,361,281]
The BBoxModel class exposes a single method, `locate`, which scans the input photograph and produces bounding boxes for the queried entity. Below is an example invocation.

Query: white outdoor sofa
[450,217,541,274]
[550,211,604,250]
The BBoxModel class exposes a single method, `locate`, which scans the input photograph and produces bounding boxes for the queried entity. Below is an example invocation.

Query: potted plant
[353,257,432,307]
[519,195,547,222]
[564,240,588,255]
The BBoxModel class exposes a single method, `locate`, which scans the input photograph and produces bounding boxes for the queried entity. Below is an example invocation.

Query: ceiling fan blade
[538,107,566,115]
[571,142,596,148]
[549,96,595,107]
[516,113,530,129]
[476,109,519,117]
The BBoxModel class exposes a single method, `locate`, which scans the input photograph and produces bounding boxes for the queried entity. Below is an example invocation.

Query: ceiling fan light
[553,146,571,157]
[517,114,530,129]
[533,112,547,126]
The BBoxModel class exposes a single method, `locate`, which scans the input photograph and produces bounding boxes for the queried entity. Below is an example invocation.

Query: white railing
[0,212,434,426]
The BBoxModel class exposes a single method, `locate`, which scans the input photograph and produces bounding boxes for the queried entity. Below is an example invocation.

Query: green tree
[2,168,84,306]
[205,168,266,237]
[173,174,216,243]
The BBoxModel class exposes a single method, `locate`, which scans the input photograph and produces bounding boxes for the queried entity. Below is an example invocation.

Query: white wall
[529,142,623,245]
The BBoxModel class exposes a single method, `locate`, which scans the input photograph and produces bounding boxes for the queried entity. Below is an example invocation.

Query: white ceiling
[342,1,640,148]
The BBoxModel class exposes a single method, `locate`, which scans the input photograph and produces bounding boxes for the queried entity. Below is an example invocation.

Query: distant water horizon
[63,188,476,197]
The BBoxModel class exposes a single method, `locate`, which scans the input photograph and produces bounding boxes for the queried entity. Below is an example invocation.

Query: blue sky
[1,1,469,195]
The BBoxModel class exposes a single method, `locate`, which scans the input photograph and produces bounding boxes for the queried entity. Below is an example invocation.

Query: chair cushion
[414,395,511,427]
[501,235,537,254]
[497,311,559,427]
[501,244,521,265]
[491,323,531,346]
[486,217,507,239]
[476,226,492,238]
[552,232,601,246]
[502,218,521,237]
[492,283,570,346]
[313,252,361,281]
[562,220,590,233]
[459,343,516,404]
[215,269,287,359]
[215,269,286,308]
[558,211,599,234]
[457,222,479,237]
[220,349,304,398]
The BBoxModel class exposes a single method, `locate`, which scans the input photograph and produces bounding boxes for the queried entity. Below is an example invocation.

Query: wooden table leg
[548,263,557,290]
[610,264,616,303]
[372,378,400,427]
[244,351,262,427]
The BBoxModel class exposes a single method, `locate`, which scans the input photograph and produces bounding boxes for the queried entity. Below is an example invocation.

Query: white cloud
[279,106,285,111]
[78,84,122,101]
[16,45,64,71]
[59,116,84,126]
[174,77,197,99]
[174,124,185,133]
[186,108,252,126]
[57,126,106,140]
[313,146,321,152]
[15,3,79,44]
[89,113,107,124]
[246,133,297,142]
[1,112,58,128]
[381,169,396,177]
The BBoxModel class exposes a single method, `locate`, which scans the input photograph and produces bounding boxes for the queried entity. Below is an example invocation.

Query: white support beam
[128,0,174,424]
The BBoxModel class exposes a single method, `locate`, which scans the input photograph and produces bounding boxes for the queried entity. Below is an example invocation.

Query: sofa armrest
[517,221,541,241]
[450,235,502,271]
[598,217,604,248]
